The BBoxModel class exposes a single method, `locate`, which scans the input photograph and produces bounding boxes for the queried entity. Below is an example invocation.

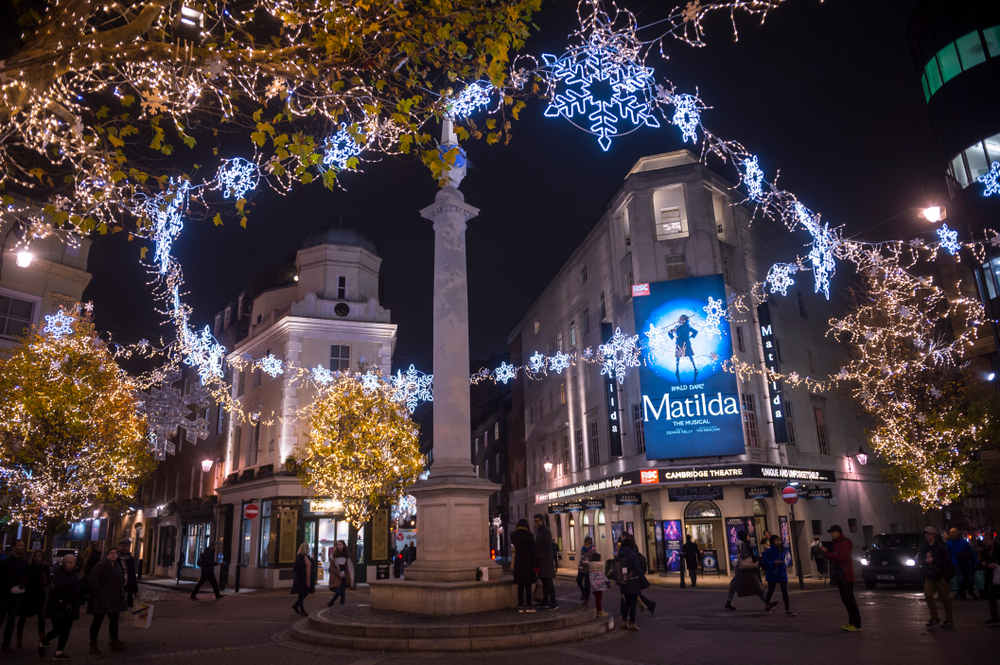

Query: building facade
[216,226,397,588]
[471,390,511,562]
[507,151,924,579]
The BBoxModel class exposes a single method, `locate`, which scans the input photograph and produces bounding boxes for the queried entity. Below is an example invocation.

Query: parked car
[51,548,78,568]
[861,533,922,588]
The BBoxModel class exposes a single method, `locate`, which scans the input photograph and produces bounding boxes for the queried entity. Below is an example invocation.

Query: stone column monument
[368,119,510,615]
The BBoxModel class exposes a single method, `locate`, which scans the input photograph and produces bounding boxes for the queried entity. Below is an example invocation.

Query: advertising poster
[663,520,682,572]
[654,521,666,573]
[778,515,794,570]
[631,275,745,459]
[701,549,719,574]
[626,522,634,536]
[611,521,624,549]
[726,517,744,568]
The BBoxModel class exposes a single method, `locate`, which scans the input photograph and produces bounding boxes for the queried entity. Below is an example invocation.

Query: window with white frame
[665,254,686,280]
[224,306,231,328]
[337,275,348,300]
[723,257,734,286]
[580,264,588,284]
[712,191,727,237]
[0,293,34,339]
[232,427,242,470]
[632,403,646,454]
[575,429,584,472]
[657,207,684,240]
[741,393,759,448]
[599,292,607,320]
[814,407,829,455]
[589,422,600,467]
[569,320,577,347]
[330,344,351,371]
[736,326,745,352]
[562,435,570,476]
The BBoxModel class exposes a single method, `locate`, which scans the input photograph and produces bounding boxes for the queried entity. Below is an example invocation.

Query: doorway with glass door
[303,518,351,584]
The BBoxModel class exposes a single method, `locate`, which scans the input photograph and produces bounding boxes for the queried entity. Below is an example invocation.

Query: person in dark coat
[290,544,316,616]
[918,526,953,627]
[533,514,557,610]
[190,545,222,600]
[511,519,539,613]
[0,539,28,653]
[822,524,861,631]
[15,549,48,649]
[82,542,103,576]
[614,537,646,630]
[980,533,1000,624]
[116,538,139,607]
[88,548,128,654]
[682,535,700,588]
[761,535,795,616]
[724,530,768,612]
[39,554,82,661]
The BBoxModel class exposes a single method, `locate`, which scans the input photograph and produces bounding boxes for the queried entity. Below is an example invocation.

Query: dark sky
[85,0,938,372]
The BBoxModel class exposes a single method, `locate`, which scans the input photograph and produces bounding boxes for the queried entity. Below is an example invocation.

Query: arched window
[597,509,606,525]
[642,503,654,522]
[753,500,767,517]
[684,500,722,519]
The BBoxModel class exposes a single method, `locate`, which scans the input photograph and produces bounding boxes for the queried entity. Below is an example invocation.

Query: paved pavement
[1,578,994,663]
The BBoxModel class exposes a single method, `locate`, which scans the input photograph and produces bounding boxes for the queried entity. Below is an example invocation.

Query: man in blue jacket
[947,528,980,601]
[761,535,795,616]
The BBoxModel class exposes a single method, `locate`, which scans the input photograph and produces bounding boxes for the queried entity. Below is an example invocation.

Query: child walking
[588,552,610,618]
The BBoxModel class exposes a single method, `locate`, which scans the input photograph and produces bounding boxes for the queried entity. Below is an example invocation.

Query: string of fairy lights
[3,0,999,500]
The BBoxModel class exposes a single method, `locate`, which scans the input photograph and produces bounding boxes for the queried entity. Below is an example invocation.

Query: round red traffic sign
[243,503,260,520]
[781,486,798,505]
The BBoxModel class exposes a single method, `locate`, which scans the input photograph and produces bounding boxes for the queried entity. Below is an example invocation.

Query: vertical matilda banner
[632,275,745,459]
[601,322,624,457]
[756,302,788,443]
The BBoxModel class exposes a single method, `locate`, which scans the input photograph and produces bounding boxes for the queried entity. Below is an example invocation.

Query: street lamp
[15,250,33,268]
[201,459,213,473]
[542,457,553,474]
[920,206,947,223]
[855,445,868,466]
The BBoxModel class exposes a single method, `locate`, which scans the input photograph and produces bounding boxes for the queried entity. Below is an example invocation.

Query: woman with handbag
[724,530,769,611]
[88,548,128,654]
[15,550,48,649]
[325,541,355,607]
[38,555,81,661]
[290,544,316,616]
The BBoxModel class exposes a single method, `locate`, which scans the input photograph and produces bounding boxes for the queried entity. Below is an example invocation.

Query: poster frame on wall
[778,515,794,570]
[662,520,682,573]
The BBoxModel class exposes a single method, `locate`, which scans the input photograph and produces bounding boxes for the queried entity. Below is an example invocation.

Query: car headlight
[904,559,916,566]
[861,558,869,566]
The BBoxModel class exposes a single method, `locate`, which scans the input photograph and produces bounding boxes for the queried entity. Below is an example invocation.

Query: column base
[369,577,516,615]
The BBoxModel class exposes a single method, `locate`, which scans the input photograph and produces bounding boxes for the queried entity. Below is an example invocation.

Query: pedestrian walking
[613,535,646,631]
[577,536,595,604]
[588,552,609,618]
[15,549,48,649]
[725,530,769,612]
[919,526,954,627]
[190,544,222,600]
[38,554,82,662]
[633,542,656,616]
[810,537,828,580]
[116,538,139,608]
[682,535,700,588]
[533,514,558,610]
[82,541,103,576]
[291,543,316,616]
[88,547,128,654]
[761,535,795,616]
[326,540,355,607]
[0,539,28,653]
[980,533,1000,624]
[946,528,980,601]
[822,525,862,632]
[511,519,539,613]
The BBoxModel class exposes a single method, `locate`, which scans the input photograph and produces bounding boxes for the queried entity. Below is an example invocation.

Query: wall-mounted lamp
[15,250,33,268]
[201,459,213,473]
[543,457,553,473]
[855,445,868,466]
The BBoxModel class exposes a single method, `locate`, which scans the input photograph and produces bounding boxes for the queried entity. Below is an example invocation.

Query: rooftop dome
[302,226,378,255]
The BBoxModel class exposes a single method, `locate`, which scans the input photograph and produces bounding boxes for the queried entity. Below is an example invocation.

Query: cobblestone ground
[2,579,995,664]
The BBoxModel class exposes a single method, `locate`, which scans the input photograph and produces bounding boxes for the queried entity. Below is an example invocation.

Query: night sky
[85,0,939,374]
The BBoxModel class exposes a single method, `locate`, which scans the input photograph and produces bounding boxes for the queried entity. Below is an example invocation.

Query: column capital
[420,187,480,223]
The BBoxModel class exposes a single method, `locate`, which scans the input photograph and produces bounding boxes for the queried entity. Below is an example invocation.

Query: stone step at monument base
[289,605,614,651]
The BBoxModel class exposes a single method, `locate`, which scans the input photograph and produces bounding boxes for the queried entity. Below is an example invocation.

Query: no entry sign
[781,486,798,505]
[243,503,259,520]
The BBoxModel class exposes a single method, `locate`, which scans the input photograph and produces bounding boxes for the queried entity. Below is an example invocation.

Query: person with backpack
[761,535,795,616]
[725,530,769,612]
[613,534,646,631]
[919,526,954,627]
[946,528,980,601]
[190,545,222,600]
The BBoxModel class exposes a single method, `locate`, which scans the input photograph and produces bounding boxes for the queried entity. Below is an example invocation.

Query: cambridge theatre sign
[534,463,837,504]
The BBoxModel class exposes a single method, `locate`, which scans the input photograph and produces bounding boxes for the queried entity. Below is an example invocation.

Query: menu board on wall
[279,507,298,564]
[372,507,389,561]
[663,520,682,572]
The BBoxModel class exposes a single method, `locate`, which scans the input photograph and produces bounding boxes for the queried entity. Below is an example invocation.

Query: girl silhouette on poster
[667,315,698,383]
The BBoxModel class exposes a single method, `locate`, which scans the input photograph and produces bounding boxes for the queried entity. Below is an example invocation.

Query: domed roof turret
[302,226,378,255]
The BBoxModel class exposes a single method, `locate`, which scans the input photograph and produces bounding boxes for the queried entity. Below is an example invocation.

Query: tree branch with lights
[0,306,155,534]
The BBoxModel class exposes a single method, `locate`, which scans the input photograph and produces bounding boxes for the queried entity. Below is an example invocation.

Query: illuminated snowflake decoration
[548,351,571,374]
[216,158,259,200]
[140,87,168,115]
[930,387,942,398]
[701,297,726,338]
[258,354,284,378]
[979,161,1000,197]
[671,93,702,144]
[582,347,595,360]
[493,362,518,385]
[264,78,287,100]
[43,309,75,339]
[644,323,670,363]
[837,367,849,381]
[598,327,640,384]
[184,325,226,384]
[311,365,334,386]
[795,204,839,300]
[787,371,800,383]
[765,263,798,297]
[393,494,418,522]
[448,81,494,118]
[360,371,381,395]
[391,365,434,413]
[916,413,927,424]
[144,372,211,460]
[134,179,190,275]
[541,8,659,152]
[743,155,764,200]
[528,351,547,374]
[936,223,960,255]
[323,125,365,171]
[203,55,226,78]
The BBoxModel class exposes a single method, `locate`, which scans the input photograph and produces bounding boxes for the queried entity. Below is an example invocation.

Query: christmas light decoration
[979,161,1000,197]
[391,365,434,414]
[42,310,75,339]
[215,158,260,200]
[322,125,366,171]
[0,307,154,531]
[134,179,190,276]
[361,371,382,395]
[548,351,571,374]
[258,353,284,378]
[598,327,640,384]
[765,263,798,296]
[311,365,335,386]
[937,224,960,255]
[144,370,212,460]
[743,155,764,200]
[448,81,495,119]
[701,297,727,338]
[528,351,547,374]
[670,93,702,144]
[299,369,423,527]
[493,362,519,385]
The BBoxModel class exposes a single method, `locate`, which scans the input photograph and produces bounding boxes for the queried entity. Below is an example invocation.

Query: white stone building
[216,226,397,588]
[507,150,924,581]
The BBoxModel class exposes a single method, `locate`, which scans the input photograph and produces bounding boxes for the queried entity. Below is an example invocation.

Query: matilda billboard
[631,275,745,459]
